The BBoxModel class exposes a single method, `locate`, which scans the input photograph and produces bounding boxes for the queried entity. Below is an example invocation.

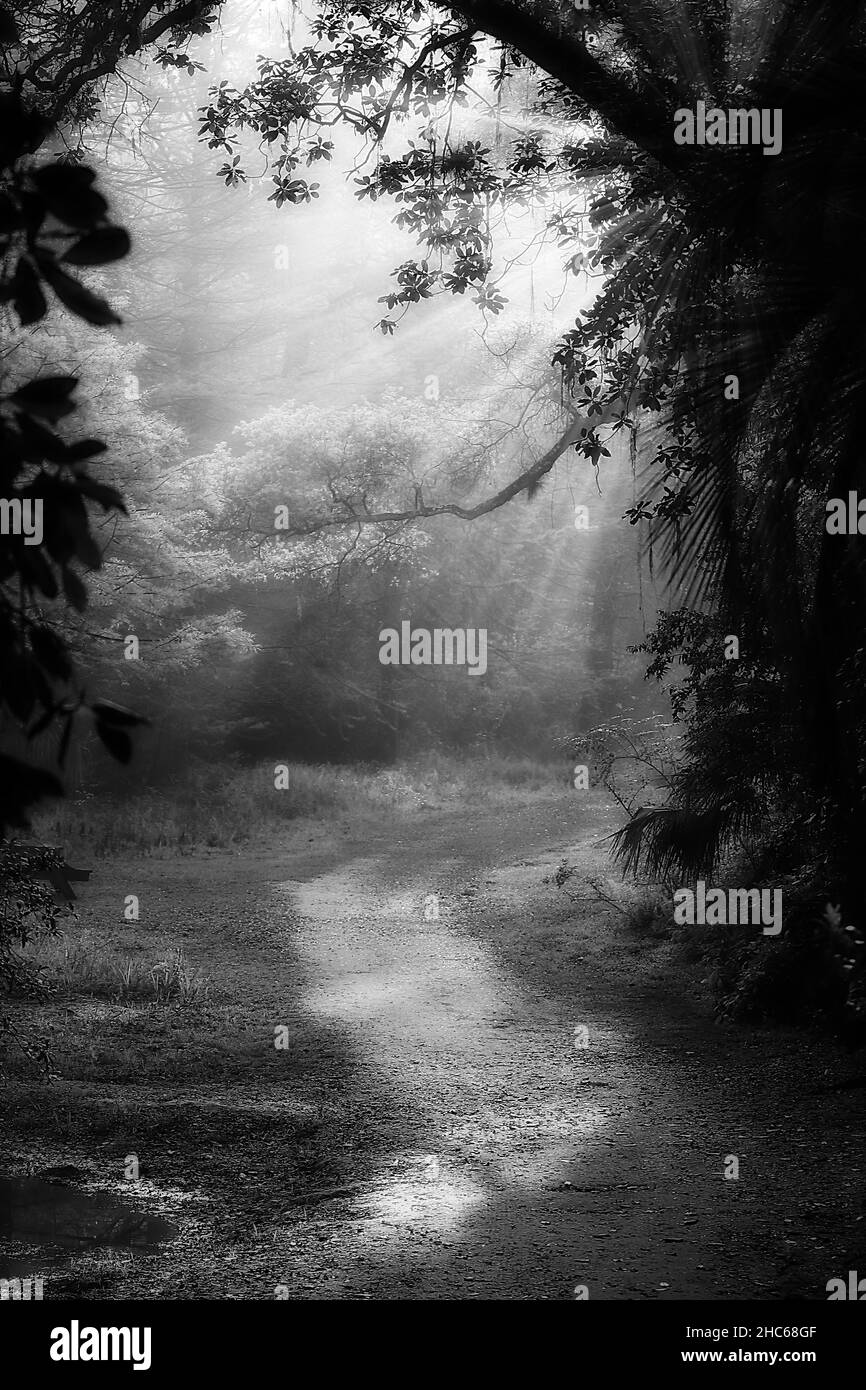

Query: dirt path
[262,799,865,1300]
[3,794,865,1300]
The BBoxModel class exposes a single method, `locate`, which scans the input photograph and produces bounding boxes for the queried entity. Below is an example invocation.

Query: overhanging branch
[20,0,222,129]
[437,0,684,174]
[285,397,627,538]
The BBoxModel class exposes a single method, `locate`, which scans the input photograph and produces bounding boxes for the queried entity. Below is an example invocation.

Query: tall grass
[32,753,563,856]
[26,931,210,1003]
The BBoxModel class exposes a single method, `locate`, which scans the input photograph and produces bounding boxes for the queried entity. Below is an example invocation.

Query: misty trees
[199,2,866,944]
[3,0,221,128]
[6,0,864,933]
[193,382,645,762]
[0,2,239,1065]
[0,2,256,831]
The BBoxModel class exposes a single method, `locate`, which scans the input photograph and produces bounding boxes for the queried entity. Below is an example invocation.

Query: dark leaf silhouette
[62,226,131,266]
[40,262,121,325]
[94,721,133,764]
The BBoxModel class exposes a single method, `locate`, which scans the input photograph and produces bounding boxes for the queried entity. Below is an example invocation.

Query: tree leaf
[31,164,107,227]
[12,375,78,420]
[90,699,149,728]
[61,567,87,611]
[0,191,22,233]
[29,625,72,680]
[13,376,78,404]
[18,547,58,599]
[75,476,126,512]
[64,439,109,464]
[0,755,62,827]
[74,529,103,571]
[11,257,46,325]
[2,661,35,721]
[40,262,121,325]
[95,721,133,764]
[62,226,131,265]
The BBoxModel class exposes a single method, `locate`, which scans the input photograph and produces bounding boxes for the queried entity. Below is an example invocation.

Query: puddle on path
[0,1175,178,1280]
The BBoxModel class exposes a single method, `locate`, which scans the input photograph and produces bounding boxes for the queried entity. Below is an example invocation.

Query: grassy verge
[31,752,564,857]
[0,847,385,1296]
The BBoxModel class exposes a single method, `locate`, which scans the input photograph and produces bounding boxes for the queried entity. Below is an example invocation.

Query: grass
[24,932,211,1006]
[32,752,564,857]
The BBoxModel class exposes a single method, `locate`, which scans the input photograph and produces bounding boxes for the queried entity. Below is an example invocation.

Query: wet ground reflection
[0,1175,178,1280]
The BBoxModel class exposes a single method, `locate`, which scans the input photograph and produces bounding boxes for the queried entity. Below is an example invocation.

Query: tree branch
[284,397,627,538]
[436,0,684,173]
[21,0,221,131]
[372,25,477,141]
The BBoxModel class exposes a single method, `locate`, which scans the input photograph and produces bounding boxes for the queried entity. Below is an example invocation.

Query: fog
[19,0,655,788]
